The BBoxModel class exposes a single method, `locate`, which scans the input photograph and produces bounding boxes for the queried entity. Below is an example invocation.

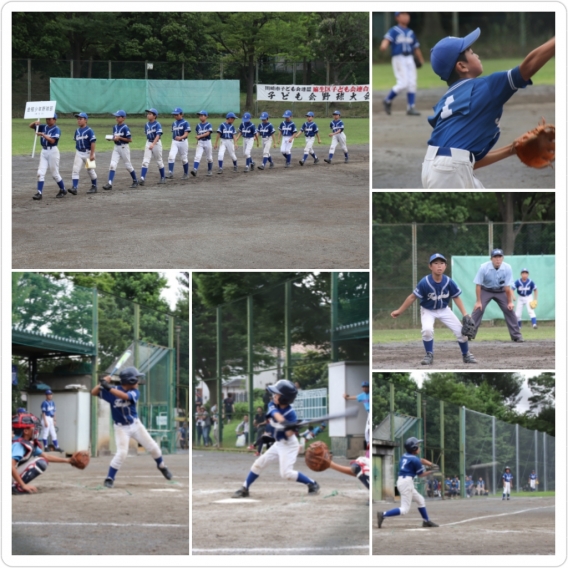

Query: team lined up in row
[29,108,350,200]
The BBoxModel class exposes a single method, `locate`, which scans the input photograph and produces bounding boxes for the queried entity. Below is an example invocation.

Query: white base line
[192,545,369,553]
[13,522,187,528]
[441,505,554,527]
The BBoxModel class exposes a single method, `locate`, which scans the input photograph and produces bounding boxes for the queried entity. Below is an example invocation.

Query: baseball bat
[296,406,360,427]
[108,349,132,376]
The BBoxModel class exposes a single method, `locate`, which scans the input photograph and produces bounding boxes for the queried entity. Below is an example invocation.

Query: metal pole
[247,295,254,438]
[459,406,465,498]
[220,59,224,80]
[181,62,184,80]
[292,61,296,84]
[389,382,395,442]
[492,416,496,494]
[284,280,292,381]
[416,392,422,441]
[440,400,445,497]
[515,424,520,494]
[488,221,494,255]
[452,12,459,36]
[325,61,330,117]
[191,308,196,446]
[534,429,538,486]
[168,315,175,452]
[28,59,31,101]
[520,13,527,54]
[543,433,547,491]
[145,60,148,80]
[90,288,99,457]
[70,59,73,78]
[331,272,339,362]
[176,325,181,421]
[109,60,111,79]
[216,306,223,444]
[412,222,418,326]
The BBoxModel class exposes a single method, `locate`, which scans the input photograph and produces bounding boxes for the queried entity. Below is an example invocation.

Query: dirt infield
[192,450,369,555]
[373,496,555,555]
[12,146,369,269]
[373,339,555,369]
[11,452,189,556]
[372,85,555,189]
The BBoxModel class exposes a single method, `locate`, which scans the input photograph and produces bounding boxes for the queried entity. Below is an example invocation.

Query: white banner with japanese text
[257,85,370,103]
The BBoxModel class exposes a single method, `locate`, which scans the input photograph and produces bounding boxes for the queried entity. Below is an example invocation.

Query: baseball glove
[69,450,90,470]
[530,300,538,309]
[461,314,477,340]
[304,441,331,472]
[514,119,555,168]
[413,55,422,69]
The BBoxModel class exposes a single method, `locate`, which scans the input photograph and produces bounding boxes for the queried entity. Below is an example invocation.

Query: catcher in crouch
[391,253,477,366]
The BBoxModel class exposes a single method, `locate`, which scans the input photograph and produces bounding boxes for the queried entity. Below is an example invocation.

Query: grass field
[373,58,555,90]
[12,117,369,156]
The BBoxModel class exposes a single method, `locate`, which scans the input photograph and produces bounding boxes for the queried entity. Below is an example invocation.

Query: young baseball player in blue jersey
[391,253,477,365]
[139,109,166,186]
[166,107,191,179]
[71,112,97,194]
[528,470,538,491]
[192,110,214,177]
[423,31,555,188]
[380,12,425,116]
[324,111,348,164]
[103,110,139,190]
[214,113,239,174]
[232,380,320,498]
[40,390,62,451]
[513,268,538,329]
[30,114,67,200]
[234,112,257,172]
[91,366,173,488]
[377,437,438,529]
[255,112,276,170]
[278,110,297,168]
[294,112,322,165]
[502,466,513,500]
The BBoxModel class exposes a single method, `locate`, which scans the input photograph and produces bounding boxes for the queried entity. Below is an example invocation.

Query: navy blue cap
[172,107,183,114]
[74,112,88,119]
[51,113,58,119]
[226,112,237,119]
[282,110,292,118]
[491,249,504,257]
[45,390,53,395]
[260,112,269,120]
[242,112,252,120]
[521,268,529,273]
[113,110,126,117]
[431,28,481,81]
[332,110,341,115]
[361,381,369,387]
[429,253,447,263]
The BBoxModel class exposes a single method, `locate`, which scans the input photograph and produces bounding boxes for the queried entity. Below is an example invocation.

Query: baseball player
[343,381,370,412]
[472,249,524,342]
[328,455,370,490]
[29,113,67,200]
[139,108,166,186]
[294,111,322,165]
[391,253,477,365]
[502,466,514,500]
[90,366,173,488]
[191,110,214,177]
[423,31,555,188]
[476,476,485,496]
[12,413,73,494]
[380,12,424,116]
[529,470,538,491]
[102,110,139,190]
[513,268,538,329]
[232,380,320,498]
[214,112,239,174]
[41,390,62,452]
[255,112,276,170]
[377,437,439,528]
[324,111,348,164]
[71,112,97,194]
[277,110,297,168]
[166,107,191,179]
[234,112,257,172]
[252,419,275,456]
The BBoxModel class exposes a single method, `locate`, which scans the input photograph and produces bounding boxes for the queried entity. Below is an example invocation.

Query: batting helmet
[267,380,298,405]
[198,110,208,116]
[119,366,144,385]
[260,112,269,120]
[12,413,41,437]
[282,110,293,118]
[242,112,252,120]
[226,112,237,119]
[404,437,423,453]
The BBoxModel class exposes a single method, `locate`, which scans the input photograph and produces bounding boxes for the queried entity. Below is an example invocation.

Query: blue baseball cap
[431,28,481,81]
[429,253,447,263]
[17,407,26,413]
[226,112,237,119]
[45,390,53,395]
[74,112,88,119]
[282,110,292,118]
[242,112,252,120]
[51,113,58,119]
[361,381,369,387]
[171,107,183,114]
[491,248,504,257]
[145,108,158,116]
[260,112,269,120]
[113,110,126,117]
[305,111,315,117]
[394,12,401,16]
[198,110,208,116]
[332,110,341,115]
[521,268,529,273]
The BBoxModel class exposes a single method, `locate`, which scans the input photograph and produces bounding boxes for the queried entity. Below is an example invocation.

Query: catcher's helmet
[12,413,41,437]
[119,366,144,385]
[242,112,252,121]
[404,436,423,453]
[226,112,237,119]
[282,110,293,118]
[267,379,298,405]
[260,112,269,120]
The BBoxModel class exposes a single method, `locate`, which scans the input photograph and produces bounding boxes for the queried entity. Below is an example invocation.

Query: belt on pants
[436,146,473,162]
[481,286,504,292]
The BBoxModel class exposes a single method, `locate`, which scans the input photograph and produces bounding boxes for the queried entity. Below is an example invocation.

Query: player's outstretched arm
[473,143,517,169]
[329,461,355,477]
[391,293,417,318]
[44,453,72,465]
[519,37,555,81]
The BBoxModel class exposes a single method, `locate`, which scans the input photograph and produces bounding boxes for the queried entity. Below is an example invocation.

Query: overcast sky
[160,270,183,311]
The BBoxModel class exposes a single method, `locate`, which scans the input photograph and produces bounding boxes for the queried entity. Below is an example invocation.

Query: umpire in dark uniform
[471,249,524,342]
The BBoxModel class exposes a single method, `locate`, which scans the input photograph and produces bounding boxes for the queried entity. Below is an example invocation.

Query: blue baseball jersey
[98,386,139,425]
[330,119,345,134]
[217,122,237,139]
[74,126,96,151]
[196,121,213,141]
[529,473,538,480]
[113,123,132,145]
[257,122,275,138]
[279,120,297,137]
[398,453,424,477]
[299,121,319,137]
[238,122,256,138]
[384,26,419,56]
[266,401,297,442]
[356,391,370,412]
[144,121,163,142]
[503,472,514,483]
[37,124,60,148]
[428,67,532,161]
[513,278,537,296]
[413,275,462,310]
[41,400,56,417]
[171,119,191,140]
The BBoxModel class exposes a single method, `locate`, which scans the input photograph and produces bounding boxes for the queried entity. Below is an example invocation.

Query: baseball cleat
[182,173,189,179]
[190,170,197,177]
[307,481,320,495]
[533,324,538,329]
[314,157,320,164]
[284,162,291,168]
[383,99,392,115]
[324,158,331,163]
[250,162,255,171]
[299,160,305,166]
[130,181,139,188]
[217,169,223,174]
[32,192,43,200]
[103,477,114,488]
[166,173,174,179]
[244,166,249,172]
[344,158,349,163]
[422,520,439,527]
[269,162,274,169]
[87,186,97,194]
[158,465,173,480]
[158,178,167,184]
[421,352,434,365]
[257,165,265,170]
[377,512,385,529]
[232,486,249,498]
[55,189,67,198]
[407,108,421,116]
[137,180,145,186]
[233,166,238,172]
[513,338,525,343]
[206,170,213,176]
[103,183,113,190]
[463,352,478,364]
[68,187,78,195]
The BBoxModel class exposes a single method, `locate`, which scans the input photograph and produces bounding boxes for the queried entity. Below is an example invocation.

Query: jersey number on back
[441,95,455,120]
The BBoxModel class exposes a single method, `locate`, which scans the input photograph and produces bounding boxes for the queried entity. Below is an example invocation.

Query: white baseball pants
[280,136,294,155]
[194,140,213,164]
[391,54,417,94]
[110,418,162,470]
[142,141,164,169]
[396,476,425,515]
[168,139,188,165]
[529,479,536,490]
[72,150,97,181]
[37,148,62,183]
[422,145,484,189]
[251,435,300,481]
[218,139,237,161]
[515,295,536,320]
[503,481,511,495]
[110,145,135,173]
[303,137,316,155]
[420,306,467,342]
[261,136,273,158]
[41,415,57,442]
[242,138,254,159]
[329,132,348,155]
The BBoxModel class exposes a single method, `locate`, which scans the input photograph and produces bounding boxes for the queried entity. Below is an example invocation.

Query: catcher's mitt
[70,450,90,470]
[514,119,555,168]
[413,55,422,69]
[461,314,477,340]
[529,300,538,309]
[304,441,331,472]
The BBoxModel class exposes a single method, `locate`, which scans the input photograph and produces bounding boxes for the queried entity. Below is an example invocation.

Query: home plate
[405,528,429,531]
[214,498,260,504]
[150,489,182,492]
